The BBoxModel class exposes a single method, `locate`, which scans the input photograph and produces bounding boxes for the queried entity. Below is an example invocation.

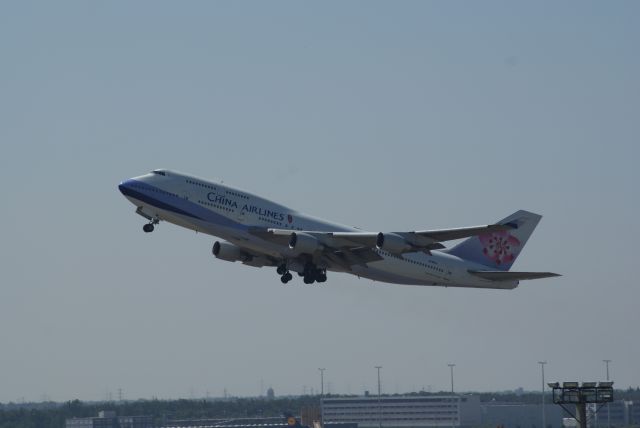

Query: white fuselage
[119,170,518,289]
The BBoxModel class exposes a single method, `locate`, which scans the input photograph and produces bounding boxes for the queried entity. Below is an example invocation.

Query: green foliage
[0,395,321,428]
[1,389,639,427]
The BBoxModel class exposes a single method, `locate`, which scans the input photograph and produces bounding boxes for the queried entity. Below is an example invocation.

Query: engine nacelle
[376,232,412,254]
[288,232,322,254]
[212,241,251,263]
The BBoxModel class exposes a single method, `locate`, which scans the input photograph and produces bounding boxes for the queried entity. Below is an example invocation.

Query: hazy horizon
[4,385,631,405]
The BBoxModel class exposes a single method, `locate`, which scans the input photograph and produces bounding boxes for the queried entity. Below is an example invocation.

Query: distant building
[592,400,631,428]
[321,395,481,428]
[481,402,565,428]
[267,387,275,399]
[65,410,153,428]
[484,399,638,428]
[161,417,358,428]
[628,400,640,426]
[162,417,288,428]
[161,416,354,428]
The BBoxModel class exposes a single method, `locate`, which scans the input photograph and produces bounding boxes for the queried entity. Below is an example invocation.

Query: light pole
[448,364,456,428]
[538,361,547,428]
[603,360,611,428]
[375,366,383,428]
[318,368,326,424]
[318,368,325,398]
[448,364,456,393]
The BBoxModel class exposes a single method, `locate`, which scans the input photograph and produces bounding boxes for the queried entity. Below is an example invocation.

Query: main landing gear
[277,264,294,284]
[304,264,327,284]
[143,217,160,233]
[278,262,327,284]
[280,272,293,284]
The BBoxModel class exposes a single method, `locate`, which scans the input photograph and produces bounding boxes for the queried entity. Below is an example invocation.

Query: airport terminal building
[65,410,152,428]
[321,395,481,428]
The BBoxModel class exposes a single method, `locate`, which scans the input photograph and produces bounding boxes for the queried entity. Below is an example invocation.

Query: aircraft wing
[378,223,514,253]
[249,222,514,265]
[411,224,514,242]
[469,271,561,281]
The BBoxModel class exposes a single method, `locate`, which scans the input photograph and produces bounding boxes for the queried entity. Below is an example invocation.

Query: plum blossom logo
[479,231,521,266]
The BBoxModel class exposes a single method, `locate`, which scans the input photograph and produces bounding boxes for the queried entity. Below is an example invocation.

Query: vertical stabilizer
[445,210,542,271]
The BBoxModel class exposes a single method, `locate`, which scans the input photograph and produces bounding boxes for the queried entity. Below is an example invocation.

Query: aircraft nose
[118,179,134,195]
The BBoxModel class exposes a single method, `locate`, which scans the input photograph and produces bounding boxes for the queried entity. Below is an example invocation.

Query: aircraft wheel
[280,272,293,284]
[143,223,154,233]
[303,275,314,284]
[317,273,327,283]
[277,264,286,275]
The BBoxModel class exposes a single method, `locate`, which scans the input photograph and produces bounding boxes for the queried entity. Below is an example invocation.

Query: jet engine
[212,241,251,263]
[376,232,413,254]
[288,232,322,254]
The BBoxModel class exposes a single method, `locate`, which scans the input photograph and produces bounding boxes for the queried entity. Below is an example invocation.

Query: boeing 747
[118,169,559,288]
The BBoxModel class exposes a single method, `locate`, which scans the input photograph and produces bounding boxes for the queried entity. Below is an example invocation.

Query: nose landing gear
[142,217,160,233]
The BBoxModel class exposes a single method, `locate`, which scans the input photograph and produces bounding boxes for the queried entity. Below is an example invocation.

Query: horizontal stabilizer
[469,270,561,281]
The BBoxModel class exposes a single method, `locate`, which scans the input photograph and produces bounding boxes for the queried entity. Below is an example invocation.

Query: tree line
[1,388,639,428]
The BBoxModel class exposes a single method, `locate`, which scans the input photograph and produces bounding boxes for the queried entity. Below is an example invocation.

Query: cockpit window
[151,170,166,176]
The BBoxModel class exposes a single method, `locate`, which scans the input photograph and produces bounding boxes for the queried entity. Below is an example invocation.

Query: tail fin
[445,210,542,271]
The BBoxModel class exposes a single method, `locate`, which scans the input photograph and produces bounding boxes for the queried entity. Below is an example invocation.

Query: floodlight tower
[548,381,614,428]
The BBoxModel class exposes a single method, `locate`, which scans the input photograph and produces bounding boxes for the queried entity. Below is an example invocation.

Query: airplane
[118,169,559,289]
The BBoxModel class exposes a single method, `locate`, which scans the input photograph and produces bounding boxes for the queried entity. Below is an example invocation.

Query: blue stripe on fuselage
[118,179,244,230]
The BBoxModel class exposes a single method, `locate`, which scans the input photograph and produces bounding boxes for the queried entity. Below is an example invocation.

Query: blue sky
[0,1,639,402]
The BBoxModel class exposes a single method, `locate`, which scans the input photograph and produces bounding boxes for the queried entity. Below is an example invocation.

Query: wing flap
[326,232,378,247]
[469,270,561,281]
[248,227,379,249]
[328,247,383,268]
[247,227,290,246]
